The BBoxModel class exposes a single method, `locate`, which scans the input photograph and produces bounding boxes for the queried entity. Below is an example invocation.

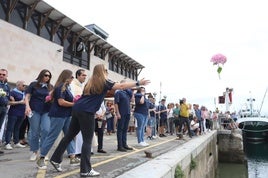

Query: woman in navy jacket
[49,64,150,177]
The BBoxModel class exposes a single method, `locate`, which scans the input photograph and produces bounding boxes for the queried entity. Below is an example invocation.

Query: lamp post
[163,95,167,104]
[159,82,162,103]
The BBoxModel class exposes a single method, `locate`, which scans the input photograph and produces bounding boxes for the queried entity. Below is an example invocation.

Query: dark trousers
[0,106,7,131]
[206,119,211,129]
[51,111,95,173]
[116,114,130,148]
[19,117,29,140]
[178,116,192,137]
[168,117,174,134]
[156,117,159,134]
[95,119,104,150]
[5,115,24,144]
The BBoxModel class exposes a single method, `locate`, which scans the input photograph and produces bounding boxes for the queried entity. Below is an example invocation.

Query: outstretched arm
[112,78,150,90]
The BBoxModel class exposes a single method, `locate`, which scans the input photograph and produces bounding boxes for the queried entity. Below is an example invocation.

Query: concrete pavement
[0,132,192,178]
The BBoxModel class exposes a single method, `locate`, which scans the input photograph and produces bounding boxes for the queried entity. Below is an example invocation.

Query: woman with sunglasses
[37,69,80,170]
[49,64,150,177]
[25,69,53,161]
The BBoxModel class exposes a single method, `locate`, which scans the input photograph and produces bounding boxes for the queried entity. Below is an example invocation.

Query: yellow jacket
[180,103,189,118]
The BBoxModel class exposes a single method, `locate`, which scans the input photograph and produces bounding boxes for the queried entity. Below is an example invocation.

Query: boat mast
[259,87,268,115]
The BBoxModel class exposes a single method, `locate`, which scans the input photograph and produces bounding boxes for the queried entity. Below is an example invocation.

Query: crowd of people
[0,65,237,177]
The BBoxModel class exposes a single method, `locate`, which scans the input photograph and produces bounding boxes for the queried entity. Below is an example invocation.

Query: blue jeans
[106,117,114,132]
[199,119,204,133]
[134,113,148,143]
[28,111,50,152]
[149,116,156,136]
[116,114,130,148]
[40,116,75,157]
[5,115,24,144]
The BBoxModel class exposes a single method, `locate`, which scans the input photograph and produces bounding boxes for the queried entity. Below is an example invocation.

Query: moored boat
[238,117,268,143]
[238,90,268,143]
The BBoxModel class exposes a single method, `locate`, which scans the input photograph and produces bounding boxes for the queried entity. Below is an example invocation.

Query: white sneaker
[139,142,149,147]
[14,143,26,148]
[50,160,63,172]
[5,144,13,150]
[37,157,47,170]
[81,169,100,177]
[143,142,149,146]
[30,152,37,161]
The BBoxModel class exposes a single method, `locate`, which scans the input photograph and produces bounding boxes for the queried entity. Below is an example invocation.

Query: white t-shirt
[167,108,173,118]
[191,120,199,130]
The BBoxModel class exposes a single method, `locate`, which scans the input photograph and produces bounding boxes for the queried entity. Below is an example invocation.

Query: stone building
[0,0,144,88]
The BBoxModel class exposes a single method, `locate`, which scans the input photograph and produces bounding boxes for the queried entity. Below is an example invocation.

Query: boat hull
[239,121,268,143]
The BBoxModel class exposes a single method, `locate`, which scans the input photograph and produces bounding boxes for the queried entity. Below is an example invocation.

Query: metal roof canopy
[19,0,144,69]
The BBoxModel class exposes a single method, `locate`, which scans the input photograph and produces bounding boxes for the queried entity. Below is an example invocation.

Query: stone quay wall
[217,129,245,163]
[118,131,218,178]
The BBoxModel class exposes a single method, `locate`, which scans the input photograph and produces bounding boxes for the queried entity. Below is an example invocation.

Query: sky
[44,0,268,114]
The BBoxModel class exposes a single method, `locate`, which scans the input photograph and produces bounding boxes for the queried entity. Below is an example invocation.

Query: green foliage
[174,165,185,178]
[217,66,222,74]
[190,155,197,171]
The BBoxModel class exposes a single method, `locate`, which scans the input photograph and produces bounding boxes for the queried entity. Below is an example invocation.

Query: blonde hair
[83,64,107,95]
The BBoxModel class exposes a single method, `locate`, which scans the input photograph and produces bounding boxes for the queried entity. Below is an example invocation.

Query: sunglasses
[0,73,6,76]
[44,74,51,78]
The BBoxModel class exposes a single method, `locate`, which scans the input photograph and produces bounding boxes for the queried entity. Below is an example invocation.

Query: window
[0,1,6,20]
[26,13,38,35]
[115,61,120,73]
[40,20,52,40]
[132,70,135,80]
[108,58,113,70]
[128,68,132,78]
[74,41,83,58]
[54,26,63,45]
[124,67,128,77]
[62,34,89,69]
[94,45,105,60]
[114,61,118,73]
[63,51,71,63]
[9,6,24,28]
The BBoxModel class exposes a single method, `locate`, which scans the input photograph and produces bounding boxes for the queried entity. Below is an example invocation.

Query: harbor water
[245,142,268,178]
[217,142,268,178]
